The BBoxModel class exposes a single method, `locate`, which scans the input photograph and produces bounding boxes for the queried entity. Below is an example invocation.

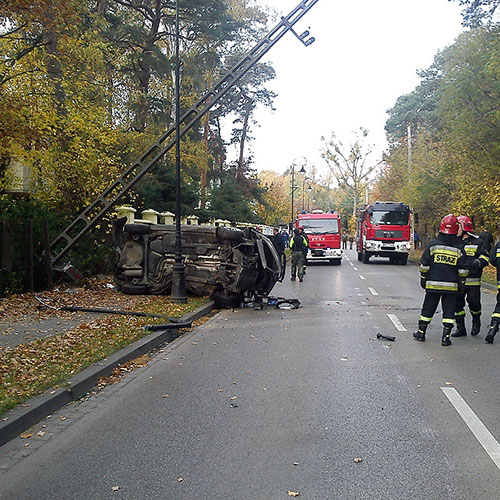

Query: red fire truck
[357,201,413,265]
[296,210,342,265]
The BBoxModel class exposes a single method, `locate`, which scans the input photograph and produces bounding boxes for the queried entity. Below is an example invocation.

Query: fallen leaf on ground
[288,491,300,497]
[445,382,453,385]
[20,433,33,439]
[178,477,184,482]
[162,394,169,398]
[111,486,119,491]
[354,457,363,463]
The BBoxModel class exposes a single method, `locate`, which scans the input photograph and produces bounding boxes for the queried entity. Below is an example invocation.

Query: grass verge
[0,296,207,415]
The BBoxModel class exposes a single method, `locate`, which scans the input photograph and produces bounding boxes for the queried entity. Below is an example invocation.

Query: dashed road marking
[353,267,358,271]
[387,313,407,331]
[368,287,378,296]
[442,387,500,471]
[358,274,365,280]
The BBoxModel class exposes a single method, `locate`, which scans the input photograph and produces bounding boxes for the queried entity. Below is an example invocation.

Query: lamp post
[290,160,306,229]
[171,0,187,303]
[307,185,312,212]
[301,176,310,212]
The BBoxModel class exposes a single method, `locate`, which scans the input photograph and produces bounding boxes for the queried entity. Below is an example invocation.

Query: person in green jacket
[290,228,308,282]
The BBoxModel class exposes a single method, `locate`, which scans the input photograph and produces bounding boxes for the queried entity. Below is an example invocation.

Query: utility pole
[408,124,412,183]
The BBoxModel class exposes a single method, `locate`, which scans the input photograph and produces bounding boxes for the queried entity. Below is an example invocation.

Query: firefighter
[452,216,490,337]
[290,228,308,282]
[298,226,309,275]
[413,214,468,346]
[485,239,500,343]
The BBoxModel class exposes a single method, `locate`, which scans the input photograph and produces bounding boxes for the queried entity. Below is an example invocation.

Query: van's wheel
[212,289,242,308]
[121,284,149,295]
[216,226,244,242]
[124,223,151,234]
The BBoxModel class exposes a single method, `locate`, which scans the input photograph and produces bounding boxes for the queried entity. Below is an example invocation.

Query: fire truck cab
[296,210,342,265]
[357,201,412,265]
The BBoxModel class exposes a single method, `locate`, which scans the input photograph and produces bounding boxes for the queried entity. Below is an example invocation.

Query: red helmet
[457,215,474,233]
[439,214,459,235]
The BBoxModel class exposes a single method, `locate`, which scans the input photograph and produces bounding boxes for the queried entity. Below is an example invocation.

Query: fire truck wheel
[399,254,408,265]
[357,252,363,261]
[362,252,370,263]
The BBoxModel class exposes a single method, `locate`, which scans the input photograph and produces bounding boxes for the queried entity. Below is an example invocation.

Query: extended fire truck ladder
[49,0,320,269]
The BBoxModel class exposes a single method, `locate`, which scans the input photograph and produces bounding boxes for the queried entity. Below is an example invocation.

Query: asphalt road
[2,248,500,499]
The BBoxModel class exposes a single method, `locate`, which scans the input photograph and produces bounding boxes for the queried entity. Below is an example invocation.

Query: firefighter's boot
[442,324,453,346]
[470,315,481,336]
[485,319,500,344]
[413,321,428,342]
[451,316,467,337]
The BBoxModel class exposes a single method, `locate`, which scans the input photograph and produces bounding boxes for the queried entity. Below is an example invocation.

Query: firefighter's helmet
[439,214,459,235]
[457,215,474,233]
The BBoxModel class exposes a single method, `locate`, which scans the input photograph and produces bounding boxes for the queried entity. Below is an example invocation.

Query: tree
[321,128,379,217]
[449,0,499,26]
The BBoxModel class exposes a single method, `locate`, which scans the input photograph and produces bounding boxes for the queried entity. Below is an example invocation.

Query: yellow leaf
[288,491,300,497]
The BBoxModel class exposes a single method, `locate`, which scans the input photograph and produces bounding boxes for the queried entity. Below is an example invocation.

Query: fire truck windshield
[301,218,339,234]
[369,210,409,225]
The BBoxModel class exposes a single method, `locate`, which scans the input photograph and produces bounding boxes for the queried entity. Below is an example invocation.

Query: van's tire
[125,223,151,235]
[216,226,244,242]
[121,284,149,295]
[212,289,242,308]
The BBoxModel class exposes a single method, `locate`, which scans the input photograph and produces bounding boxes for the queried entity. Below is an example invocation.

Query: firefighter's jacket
[419,237,468,293]
[490,241,500,292]
[290,235,308,253]
[461,234,490,286]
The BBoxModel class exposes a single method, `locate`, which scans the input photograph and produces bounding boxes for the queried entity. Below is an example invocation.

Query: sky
[225,0,466,182]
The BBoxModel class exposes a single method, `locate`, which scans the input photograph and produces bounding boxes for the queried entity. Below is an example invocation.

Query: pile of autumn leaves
[0,279,206,414]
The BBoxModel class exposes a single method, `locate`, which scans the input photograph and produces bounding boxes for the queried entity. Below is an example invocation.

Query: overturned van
[112,220,284,307]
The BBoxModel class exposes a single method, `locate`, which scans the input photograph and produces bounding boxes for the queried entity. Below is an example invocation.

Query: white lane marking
[358,274,365,280]
[353,267,358,271]
[349,262,354,267]
[387,313,407,331]
[442,387,500,471]
[368,287,378,296]
[345,256,350,262]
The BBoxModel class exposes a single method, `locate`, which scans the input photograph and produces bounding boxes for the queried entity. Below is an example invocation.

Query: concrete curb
[0,300,215,447]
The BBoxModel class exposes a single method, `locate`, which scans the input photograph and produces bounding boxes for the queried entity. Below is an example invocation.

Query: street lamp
[171,0,187,303]
[307,185,312,212]
[290,159,306,229]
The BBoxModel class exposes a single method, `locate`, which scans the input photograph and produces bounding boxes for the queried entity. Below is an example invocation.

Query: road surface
[1,249,500,499]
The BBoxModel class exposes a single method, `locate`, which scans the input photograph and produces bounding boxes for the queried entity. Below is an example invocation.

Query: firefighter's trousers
[455,286,481,318]
[492,292,500,321]
[291,251,305,279]
[420,292,457,326]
